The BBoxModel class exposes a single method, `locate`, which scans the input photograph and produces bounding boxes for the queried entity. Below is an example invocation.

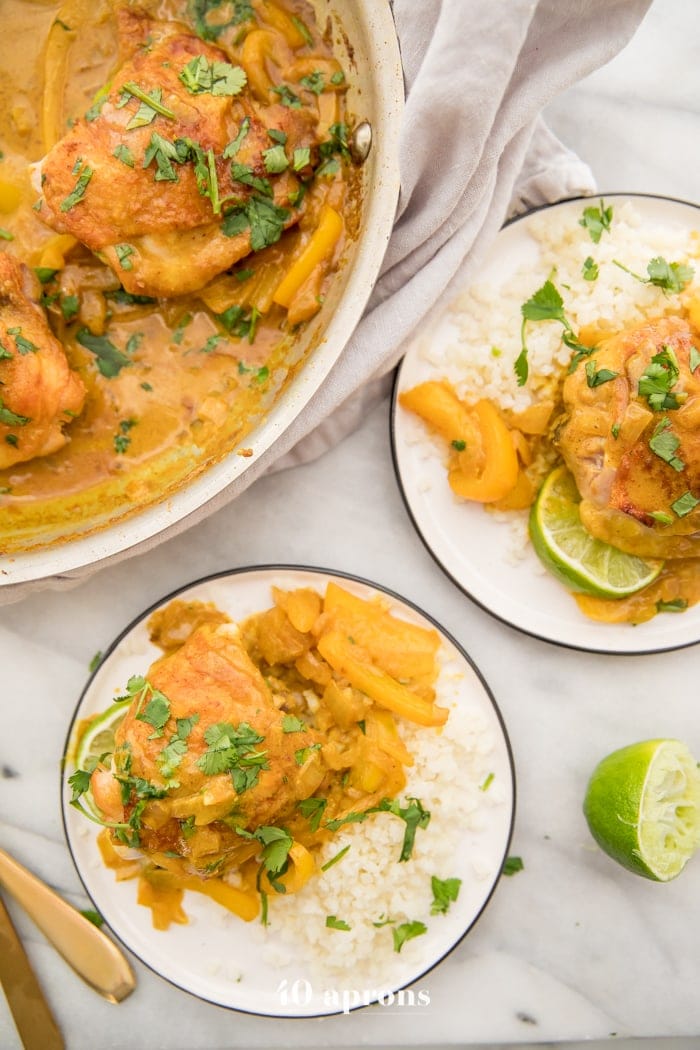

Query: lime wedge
[583,739,700,881]
[74,700,131,814]
[529,465,663,598]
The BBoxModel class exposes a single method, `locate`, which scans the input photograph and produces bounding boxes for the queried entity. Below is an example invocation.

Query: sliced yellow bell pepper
[448,399,519,503]
[273,205,343,309]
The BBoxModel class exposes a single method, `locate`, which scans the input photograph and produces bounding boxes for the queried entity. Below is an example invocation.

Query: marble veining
[1,1,700,1048]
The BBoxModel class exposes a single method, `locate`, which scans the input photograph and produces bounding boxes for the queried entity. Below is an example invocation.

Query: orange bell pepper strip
[448,399,519,503]
[273,205,343,309]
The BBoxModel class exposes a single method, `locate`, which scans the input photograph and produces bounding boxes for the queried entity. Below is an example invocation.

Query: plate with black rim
[391,193,700,655]
[61,565,515,1017]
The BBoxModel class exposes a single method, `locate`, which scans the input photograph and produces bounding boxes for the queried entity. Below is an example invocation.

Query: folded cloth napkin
[11,0,651,595]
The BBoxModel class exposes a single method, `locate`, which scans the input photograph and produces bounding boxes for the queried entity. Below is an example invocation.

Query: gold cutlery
[0,894,64,1050]
[0,847,135,1004]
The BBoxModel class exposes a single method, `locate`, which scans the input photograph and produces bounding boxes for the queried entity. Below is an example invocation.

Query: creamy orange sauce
[0,0,358,551]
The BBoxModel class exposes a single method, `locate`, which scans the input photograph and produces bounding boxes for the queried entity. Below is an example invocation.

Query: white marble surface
[2,1,700,1048]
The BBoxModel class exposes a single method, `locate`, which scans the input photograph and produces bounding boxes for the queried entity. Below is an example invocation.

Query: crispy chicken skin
[36,9,317,297]
[92,623,322,858]
[0,254,85,468]
[555,315,700,559]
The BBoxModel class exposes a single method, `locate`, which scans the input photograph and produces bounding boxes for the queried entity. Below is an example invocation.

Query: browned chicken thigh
[0,254,85,468]
[91,622,324,863]
[555,315,700,559]
[36,9,318,297]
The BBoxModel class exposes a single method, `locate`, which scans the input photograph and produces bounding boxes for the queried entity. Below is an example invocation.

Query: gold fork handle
[0,847,135,1003]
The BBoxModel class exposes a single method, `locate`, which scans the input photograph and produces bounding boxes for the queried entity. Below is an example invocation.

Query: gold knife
[0,848,135,1004]
[0,893,64,1050]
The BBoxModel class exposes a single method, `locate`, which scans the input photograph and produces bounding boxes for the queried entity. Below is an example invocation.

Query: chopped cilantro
[392,921,427,953]
[76,328,131,378]
[649,416,685,472]
[613,256,694,295]
[297,796,327,832]
[189,0,254,42]
[80,909,104,928]
[325,915,351,931]
[60,294,79,321]
[579,199,613,244]
[34,267,58,284]
[690,347,700,373]
[222,196,290,251]
[671,491,699,518]
[223,117,250,159]
[281,714,306,733]
[479,772,494,791]
[7,327,38,355]
[503,855,524,876]
[321,845,351,872]
[376,796,431,862]
[143,132,188,182]
[294,742,321,766]
[300,70,324,95]
[262,144,288,173]
[230,163,272,196]
[0,228,13,241]
[585,360,618,388]
[582,255,599,281]
[638,345,684,410]
[430,875,462,915]
[179,55,247,96]
[451,439,466,452]
[0,400,30,427]
[114,243,135,271]
[292,146,311,172]
[120,83,176,129]
[60,163,93,212]
[267,128,287,145]
[291,14,312,45]
[272,84,301,108]
[197,721,268,791]
[88,651,103,673]
[113,144,135,167]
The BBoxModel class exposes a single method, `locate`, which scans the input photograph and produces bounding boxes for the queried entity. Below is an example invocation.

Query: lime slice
[529,465,663,598]
[74,700,131,814]
[583,739,700,881]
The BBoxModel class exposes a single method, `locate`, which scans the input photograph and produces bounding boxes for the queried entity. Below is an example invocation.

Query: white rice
[258,650,507,985]
[418,200,699,413]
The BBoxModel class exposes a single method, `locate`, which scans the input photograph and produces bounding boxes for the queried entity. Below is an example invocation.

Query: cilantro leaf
[281,714,306,733]
[262,144,288,174]
[646,256,694,294]
[223,117,250,159]
[179,55,247,96]
[649,416,685,472]
[521,280,566,324]
[671,491,700,518]
[582,256,599,281]
[121,83,175,129]
[135,690,171,738]
[503,855,524,876]
[585,360,618,388]
[76,328,131,378]
[392,920,427,953]
[376,796,431,862]
[430,875,462,915]
[690,347,700,373]
[294,742,321,766]
[60,164,93,212]
[638,345,684,410]
[113,144,135,167]
[325,915,351,931]
[579,199,613,244]
[297,796,327,832]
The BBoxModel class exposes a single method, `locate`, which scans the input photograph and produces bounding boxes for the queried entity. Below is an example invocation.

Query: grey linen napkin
[10,0,651,595]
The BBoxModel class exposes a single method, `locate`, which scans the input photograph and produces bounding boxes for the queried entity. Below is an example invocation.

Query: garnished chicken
[555,315,700,559]
[91,621,324,864]
[0,254,85,468]
[35,9,321,298]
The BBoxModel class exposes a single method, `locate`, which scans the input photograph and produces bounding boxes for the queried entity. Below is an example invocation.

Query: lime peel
[73,700,131,815]
[529,465,663,599]
[583,739,700,882]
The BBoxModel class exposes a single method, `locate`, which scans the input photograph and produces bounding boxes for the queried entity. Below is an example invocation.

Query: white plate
[392,194,700,654]
[61,566,515,1017]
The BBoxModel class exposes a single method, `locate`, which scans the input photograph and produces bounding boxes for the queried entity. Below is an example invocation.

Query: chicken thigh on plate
[91,622,324,864]
[0,253,86,468]
[36,9,320,297]
[555,315,700,559]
